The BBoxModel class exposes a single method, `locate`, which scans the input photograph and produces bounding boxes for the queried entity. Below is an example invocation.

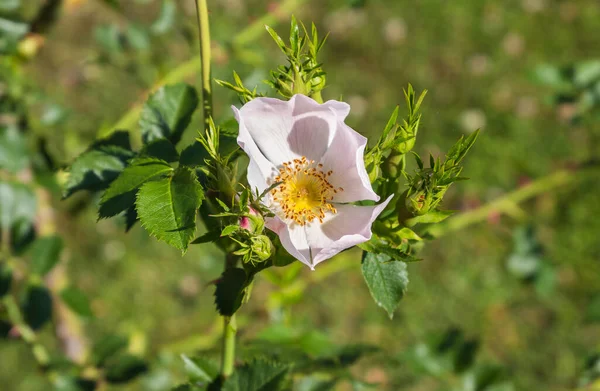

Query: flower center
[270,156,343,225]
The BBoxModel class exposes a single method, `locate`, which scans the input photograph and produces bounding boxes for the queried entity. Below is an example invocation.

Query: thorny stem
[194,0,237,378]
[106,0,306,137]
[195,0,213,133]
[427,164,599,237]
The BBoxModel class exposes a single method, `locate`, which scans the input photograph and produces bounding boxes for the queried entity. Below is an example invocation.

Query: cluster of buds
[264,17,328,101]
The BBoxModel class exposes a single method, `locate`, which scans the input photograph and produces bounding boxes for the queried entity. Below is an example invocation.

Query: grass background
[2,0,600,390]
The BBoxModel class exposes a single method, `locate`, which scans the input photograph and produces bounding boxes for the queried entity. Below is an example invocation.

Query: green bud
[250,235,273,262]
[395,126,417,155]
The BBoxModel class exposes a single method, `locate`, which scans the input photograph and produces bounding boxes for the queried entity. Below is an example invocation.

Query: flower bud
[250,235,273,262]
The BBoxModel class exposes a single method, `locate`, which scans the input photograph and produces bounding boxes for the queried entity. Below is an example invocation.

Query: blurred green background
[2,0,600,390]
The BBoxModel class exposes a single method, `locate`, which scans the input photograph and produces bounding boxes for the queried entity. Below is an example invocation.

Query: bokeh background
[2,0,600,390]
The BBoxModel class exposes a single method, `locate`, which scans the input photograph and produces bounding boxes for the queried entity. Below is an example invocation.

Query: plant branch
[427,164,599,238]
[195,0,212,132]
[103,0,306,137]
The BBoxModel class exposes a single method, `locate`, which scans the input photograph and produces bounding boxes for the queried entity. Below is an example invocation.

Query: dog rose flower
[233,94,392,269]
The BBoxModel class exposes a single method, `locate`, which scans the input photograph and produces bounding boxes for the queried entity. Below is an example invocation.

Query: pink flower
[233,95,392,269]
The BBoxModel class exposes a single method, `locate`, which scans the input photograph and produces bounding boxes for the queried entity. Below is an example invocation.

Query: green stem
[194,0,212,132]
[2,295,51,368]
[427,164,598,238]
[221,315,237,378]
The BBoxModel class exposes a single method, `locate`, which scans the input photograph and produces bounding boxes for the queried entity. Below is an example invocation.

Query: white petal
[235,95,339,167]
[319,122,379,203]
[234,106,276,194]
[265,216,311,267]
[322,99,350,120]
[266,195,393,269]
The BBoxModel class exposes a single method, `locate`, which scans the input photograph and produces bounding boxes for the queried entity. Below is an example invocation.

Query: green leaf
[98,190,136,219]
[214,268,247,316]
[29,235,63,276]
[101,158,173,203]
[0,125,28,173]
[0,0,20,13]
[140,139,179,162]
[151,0,176,35]
[22,284,53,330]
[180,141,209,167]
[0,263,12,298]
[125,24,150,51]
[0,17,28,54]
[221,225,239,237]
[139,83,198,145]
[361,252,408,319]
[405,209,455,225]
[63,140,135,198]
[60,286,93,318]
[395,227,422,241]
[222,358,289,391]
[136,167,204,252]
[191,230,220,244]
[105,354,148,384]
[181,355,219,383]
[0,181,37,230]
[91,334,129,367]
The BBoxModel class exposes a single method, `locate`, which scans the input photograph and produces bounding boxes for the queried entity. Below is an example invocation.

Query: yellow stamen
[270,156,343,225]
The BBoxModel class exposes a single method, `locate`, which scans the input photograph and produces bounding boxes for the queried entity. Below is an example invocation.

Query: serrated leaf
[22,284,53,330]
[63,144,135,198]
[140,139,179,162]
[105,354,148,384]
[0,181,36,230]
[222,358,289,391]
[0,125,28,173]
[214,268,247,316]
[98,190,137,219]
[29,235,63,276]
[0,263,12,298]
[139,83,198,145]
[60,286,93,318]
[101,158,173,202]
[180,141,209,167]
[181,355,219,383]
[361,252,408,319]
[125,206,138,232]
[136,167,204,252]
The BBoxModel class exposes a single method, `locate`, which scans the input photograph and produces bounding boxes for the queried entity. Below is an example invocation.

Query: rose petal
[234,106,277,193]
[319,122,379,203]
[235,95,340,167]
[266,195,393,269]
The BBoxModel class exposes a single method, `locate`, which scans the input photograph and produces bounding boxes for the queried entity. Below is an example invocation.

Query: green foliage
[29,235,63,277]
[214,268,248,317]
[91,334,129,367]
[136,167,204,252]
[139,83,199,145]
[0,181,36,233]
[104,354,148,384]
[216,71,262,104]
[506,225,556,296]
[578,353,600,389]
[0,125,28,173]
[181,355,219,384]
[0,262,12,298]
[264,17,328,99]
[361,252,409,319]
[0,17,28,54]
[221,358,289,391]
[405,328,513,391]
[60,286,93,318]
[22,283,52,330]
[140,139,180,162]
[62,132,135,198]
